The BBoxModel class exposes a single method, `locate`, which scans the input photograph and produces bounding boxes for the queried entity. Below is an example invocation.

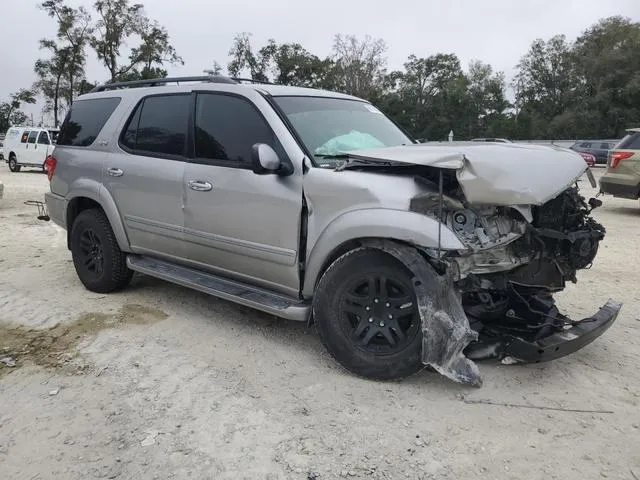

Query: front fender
[302,208,465,297]
[65,178,131,252]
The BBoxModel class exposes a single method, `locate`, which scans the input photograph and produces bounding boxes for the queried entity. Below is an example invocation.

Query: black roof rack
[88,75,239,93]
[230,77,276,85]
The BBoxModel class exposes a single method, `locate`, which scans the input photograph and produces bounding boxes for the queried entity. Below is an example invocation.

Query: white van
[3,126,59,172]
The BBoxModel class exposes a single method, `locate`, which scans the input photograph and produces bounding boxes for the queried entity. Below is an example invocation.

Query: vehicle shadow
[122,273,578,394]
[606,205,640,217]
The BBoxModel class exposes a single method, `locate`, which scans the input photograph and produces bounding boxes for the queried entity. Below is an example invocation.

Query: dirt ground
[1,165,639,480]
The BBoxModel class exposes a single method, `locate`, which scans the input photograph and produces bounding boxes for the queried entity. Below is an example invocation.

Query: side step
[126,255,311,321]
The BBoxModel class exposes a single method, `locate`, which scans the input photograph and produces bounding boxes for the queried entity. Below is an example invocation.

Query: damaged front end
[409,171,620,385]
[339,146,622,387]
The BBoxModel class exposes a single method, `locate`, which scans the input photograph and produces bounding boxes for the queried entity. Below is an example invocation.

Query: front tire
[8,156,20,172]
[70,209,133,293]
[313,248,423,380]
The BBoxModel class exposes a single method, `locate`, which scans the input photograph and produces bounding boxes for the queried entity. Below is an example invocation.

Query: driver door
[183,91,304,297]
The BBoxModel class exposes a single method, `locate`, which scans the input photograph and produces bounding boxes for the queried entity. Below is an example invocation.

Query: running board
[126,255,310,321]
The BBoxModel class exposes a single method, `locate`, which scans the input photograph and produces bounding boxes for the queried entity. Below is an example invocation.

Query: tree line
[1,0,638,142]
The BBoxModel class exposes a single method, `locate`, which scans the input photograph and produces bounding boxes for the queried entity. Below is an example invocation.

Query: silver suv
[44,75,621,386]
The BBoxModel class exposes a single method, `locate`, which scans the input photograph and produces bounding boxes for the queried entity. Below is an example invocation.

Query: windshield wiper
[313,153,402,171]
[313,153,352,169]
[314,154,351,159]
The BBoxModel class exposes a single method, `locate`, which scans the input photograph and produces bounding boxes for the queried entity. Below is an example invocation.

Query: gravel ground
[0,165,639,480]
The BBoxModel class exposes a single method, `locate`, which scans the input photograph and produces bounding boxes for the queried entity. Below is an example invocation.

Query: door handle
[188,180,213,192]
[107,167,124,177]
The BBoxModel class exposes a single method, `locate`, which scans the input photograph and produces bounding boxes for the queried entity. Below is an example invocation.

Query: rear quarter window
[57,97,121,147]
[617,133,640,150]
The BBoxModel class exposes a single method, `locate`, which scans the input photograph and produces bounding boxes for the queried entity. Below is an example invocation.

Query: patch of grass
[0,303,168,377]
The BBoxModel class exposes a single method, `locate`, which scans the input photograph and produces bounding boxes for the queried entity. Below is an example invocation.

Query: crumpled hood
[343,142,589,206]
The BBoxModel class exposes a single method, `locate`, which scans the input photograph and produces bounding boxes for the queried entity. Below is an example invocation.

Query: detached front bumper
[467,299,621,364]
[501,299,621,363]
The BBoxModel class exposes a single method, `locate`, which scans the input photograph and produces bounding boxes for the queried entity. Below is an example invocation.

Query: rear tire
[313,248,424,380]
[8,156,20,172]
[70,209,133,293]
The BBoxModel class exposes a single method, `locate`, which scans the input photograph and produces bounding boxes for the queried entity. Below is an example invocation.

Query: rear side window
[27,131,38,144]
[120,94,190,157]
[194,93,276,165]
[57,97,121,147]
[37,131,50,145]
[617,133,640,150]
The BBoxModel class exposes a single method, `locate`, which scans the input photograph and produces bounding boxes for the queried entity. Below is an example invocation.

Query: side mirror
[250,143,293,176]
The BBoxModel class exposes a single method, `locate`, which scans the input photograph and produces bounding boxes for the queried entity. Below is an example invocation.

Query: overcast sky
[1,0,638,124]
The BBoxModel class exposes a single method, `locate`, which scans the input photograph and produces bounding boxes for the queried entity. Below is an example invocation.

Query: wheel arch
[301,208,465,298]
[65,187,131,252]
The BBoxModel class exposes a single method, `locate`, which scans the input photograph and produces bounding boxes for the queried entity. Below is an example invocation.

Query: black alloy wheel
[313,248,424,380]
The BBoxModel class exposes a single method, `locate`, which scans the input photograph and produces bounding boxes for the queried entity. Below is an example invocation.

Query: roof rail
[230,77,276,85]
[88,75,238,93]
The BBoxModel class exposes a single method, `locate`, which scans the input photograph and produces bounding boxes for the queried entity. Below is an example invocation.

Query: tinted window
[28,131,38,144]
[617,132,640,150]
[122,94,190,157]
[37,131,50,145]
[194,93,275,165]
[20,131,29,143]
[57,97,121,147]
[600,142,611,150]
[121,104,142,151]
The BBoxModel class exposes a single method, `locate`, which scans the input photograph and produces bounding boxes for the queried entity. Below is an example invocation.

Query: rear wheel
[8,155,20,172]
[70,209,133,293]
[313,248,423,380]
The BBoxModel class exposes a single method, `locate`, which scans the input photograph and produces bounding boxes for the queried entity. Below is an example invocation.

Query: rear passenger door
[182,91,303,296]
[104,93,191,259]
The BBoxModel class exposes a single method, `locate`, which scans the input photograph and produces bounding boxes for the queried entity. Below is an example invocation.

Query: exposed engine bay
[447,187,606,355]
[347,158,622,386]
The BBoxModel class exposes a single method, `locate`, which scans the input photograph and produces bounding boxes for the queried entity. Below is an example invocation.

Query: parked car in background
[578,151,596,167]
[470,138,512,143]
[570,140,617,165]
[3,126,59,172]
[599,128,640,200]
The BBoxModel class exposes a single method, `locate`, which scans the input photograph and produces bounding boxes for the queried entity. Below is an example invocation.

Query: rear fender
[65,178,131,252]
